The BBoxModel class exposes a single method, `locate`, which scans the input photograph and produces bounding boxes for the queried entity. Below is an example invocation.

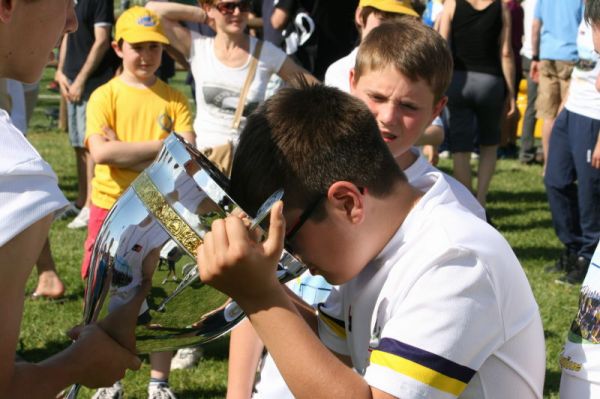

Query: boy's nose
[378,103,399,125]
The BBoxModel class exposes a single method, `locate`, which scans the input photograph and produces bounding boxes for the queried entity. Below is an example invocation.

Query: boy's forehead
[354,65,426,89]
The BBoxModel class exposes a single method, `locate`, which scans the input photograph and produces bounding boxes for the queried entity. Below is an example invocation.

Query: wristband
[532,55,540,62]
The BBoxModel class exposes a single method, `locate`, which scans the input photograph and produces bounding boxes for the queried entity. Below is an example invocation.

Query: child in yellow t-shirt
[82,7,195,398]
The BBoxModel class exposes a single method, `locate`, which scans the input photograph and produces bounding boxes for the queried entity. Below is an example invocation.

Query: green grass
[19,67,577,398]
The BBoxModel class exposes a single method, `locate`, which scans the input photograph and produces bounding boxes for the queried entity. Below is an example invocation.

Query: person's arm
[54,34,71,99]
[68,24,112,103]
[271,7,290,31]
[226,319,264,399]
[499,1,516,117]
[87,129,163,170]
[145,1,205,59]
[592,129,600,169]
[437,0,455,40]
[277,57,320,86]
[197,203,395,399]
[0,216,141,397]
[530,18,541,83]
[179,131,196,148]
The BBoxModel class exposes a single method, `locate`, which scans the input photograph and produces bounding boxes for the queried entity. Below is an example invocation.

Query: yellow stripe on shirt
[370,349,468,396]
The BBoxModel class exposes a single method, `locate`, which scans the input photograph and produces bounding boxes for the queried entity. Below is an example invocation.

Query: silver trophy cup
[66,133,305,398]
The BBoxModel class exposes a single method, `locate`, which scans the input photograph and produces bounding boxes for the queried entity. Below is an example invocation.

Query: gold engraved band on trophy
[133,172,201,256]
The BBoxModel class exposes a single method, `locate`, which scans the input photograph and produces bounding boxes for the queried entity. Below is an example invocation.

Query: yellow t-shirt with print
[85,77,193,210]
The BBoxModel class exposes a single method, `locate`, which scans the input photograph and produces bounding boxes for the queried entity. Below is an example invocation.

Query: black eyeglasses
[214,1,251,15]
[285,194,325,244]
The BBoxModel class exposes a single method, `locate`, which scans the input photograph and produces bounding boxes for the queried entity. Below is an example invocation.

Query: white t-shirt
[560,243,600,384]
[188,34,287,149]
[564,18,600,121]
[324,47,358,93]
[253,152,485,399]
[318,172,545,399]
[402,148,485,220]
[0,109,68,247]
[520,0,538,58]
[253,273,331,399]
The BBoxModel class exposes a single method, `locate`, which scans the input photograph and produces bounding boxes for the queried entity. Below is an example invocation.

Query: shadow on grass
[489,189,549,204]
[512,246,562,265]
[497,219,554,232]
[26,292,81,303]
[175,388,227,399]
[544,369,562,397]
[203,335,230,361]
[18,339,72,363]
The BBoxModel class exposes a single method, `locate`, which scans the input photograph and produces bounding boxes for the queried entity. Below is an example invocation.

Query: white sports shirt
[318,172,545,398]
[0,109,68,247]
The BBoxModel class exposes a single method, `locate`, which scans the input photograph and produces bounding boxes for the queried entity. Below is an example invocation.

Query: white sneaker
[54,201,81,221]
[170,347,203,370]
[67,206,90,229]
[148,383,177,399]
[91,381,123,399]
[438,150,450,159]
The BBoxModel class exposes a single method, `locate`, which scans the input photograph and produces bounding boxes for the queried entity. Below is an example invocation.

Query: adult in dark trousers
[545,1,600,285]
[530,0,582,170]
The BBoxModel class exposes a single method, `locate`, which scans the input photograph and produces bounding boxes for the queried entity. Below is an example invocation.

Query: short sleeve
[0,122,68,246]
[171,90,194,134]
[364,253,503,399]
[85,83,113,147]
[317,285,350,356]
[93,0,114,25]
[274,0,296,12]
[261,40,287,75]
[533,0,542,20]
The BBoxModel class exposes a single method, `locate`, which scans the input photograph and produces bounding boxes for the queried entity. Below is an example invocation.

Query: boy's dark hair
[230,83,405,216]
[354,19,453,103]
[585,0,600,26]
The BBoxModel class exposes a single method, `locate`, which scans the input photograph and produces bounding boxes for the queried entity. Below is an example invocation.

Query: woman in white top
[146,0,318,149]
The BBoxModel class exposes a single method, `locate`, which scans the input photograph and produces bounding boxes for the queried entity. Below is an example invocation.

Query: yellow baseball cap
[358,0,419,17]
[115,6,169,45]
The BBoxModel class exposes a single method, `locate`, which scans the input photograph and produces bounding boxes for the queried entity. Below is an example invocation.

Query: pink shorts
[81,203,110,279]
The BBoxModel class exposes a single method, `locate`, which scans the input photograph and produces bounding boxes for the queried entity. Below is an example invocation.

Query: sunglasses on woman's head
[214,0,251,15]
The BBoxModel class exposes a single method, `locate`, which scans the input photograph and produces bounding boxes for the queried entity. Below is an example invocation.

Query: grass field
[19,68,579,398]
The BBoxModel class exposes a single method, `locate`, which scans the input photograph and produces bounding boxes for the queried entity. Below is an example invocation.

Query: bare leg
[33,239,65,298]
[150,351,174,380]
[452,152,474,194]
[74,147,88,209]
[476,145,499,208]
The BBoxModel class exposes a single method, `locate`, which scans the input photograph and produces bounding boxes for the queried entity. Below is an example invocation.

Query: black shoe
[555,256,591,285]
[544,251,578,274]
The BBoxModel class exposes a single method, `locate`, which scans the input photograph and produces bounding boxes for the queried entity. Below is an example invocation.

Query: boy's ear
[0,0,14,23]
[327,181,365,225]
[349,68,357,93]
[112,41,123,58]
[354,6,364,30]
[431,95,448,121]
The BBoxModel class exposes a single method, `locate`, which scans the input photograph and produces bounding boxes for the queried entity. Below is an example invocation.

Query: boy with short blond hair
[82,6,195,399]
